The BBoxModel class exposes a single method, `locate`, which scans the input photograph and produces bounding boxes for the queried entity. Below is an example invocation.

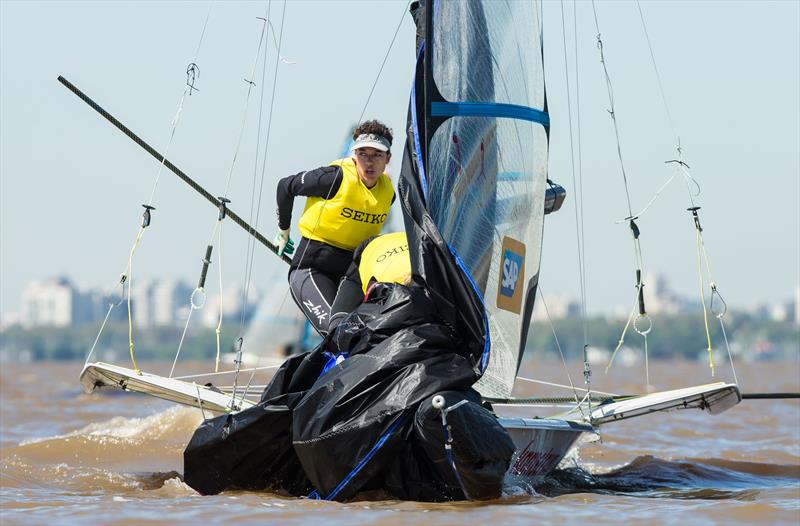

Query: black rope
[742,393,800,400]
[57,75,291,265]
[484,395,619,405]
[485,392,800,404]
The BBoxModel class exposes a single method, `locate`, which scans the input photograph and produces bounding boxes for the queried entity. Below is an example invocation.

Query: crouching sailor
[328,231,411,333]
[274,120,395,334]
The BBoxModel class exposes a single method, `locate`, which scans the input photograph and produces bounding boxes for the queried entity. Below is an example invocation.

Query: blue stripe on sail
[322,414,407,501]
[411,43,428,202]
[448,244,491,372]
[431,101,550,127]
[498,171,530,181]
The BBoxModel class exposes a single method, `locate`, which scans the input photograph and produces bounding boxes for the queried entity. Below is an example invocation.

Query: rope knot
[186,63,200,95]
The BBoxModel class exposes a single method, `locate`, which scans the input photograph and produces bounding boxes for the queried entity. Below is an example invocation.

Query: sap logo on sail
[500,249,523,297]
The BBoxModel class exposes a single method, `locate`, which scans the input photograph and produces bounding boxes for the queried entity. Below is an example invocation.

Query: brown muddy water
[1,359,798,525]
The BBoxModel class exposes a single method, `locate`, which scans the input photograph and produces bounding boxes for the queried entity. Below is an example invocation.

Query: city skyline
[9,274,261,330]
[6,271,797,330]
[1,2,798,319]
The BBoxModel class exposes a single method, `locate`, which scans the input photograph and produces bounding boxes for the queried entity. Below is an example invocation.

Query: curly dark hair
[352,120,393,146]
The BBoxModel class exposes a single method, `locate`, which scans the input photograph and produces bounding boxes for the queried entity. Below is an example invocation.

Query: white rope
[239,0,288,338]
[615,170,678,223]
[537,285,583,407]
[125,226,146,372]
[219,17,269,199]
[719,318,739,386]
[590,0,635,218]
[194,382,209,421]
[515,376,619,397]
[217,384,268,391]
[173,364,280,380]
[170,288,205,378]
[356,0,412,125]
[171,12,272,379]
[214,225,224,372]
[85,301,116,366]
[635,0,678,146]
[90,6,213,371]
[559,0,589,352]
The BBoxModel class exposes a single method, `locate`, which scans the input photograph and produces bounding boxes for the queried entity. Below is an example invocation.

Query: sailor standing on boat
[274,120,395,334]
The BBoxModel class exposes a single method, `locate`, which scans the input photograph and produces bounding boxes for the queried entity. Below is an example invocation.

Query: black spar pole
[57,75,292,266]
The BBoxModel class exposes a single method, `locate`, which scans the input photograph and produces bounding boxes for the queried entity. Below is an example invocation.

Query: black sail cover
[184,0,548,502]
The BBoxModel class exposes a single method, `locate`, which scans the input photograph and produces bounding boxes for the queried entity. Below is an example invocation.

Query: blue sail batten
[431,101,550,127]
[411,44,428,202]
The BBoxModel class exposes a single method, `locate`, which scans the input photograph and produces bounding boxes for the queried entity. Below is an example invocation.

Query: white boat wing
[80,362,255,414]
[590,382,741,425]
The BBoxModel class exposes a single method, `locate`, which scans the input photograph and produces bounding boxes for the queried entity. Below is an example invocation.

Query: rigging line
[214,225,224,372]
[573,0,588,343]
[515,376,619,397]
[589,0,634,218]
[719,316,739,385]
[172,364,280,380]
[239,0,288,338]
[694,226,714,375]
[606,300,638,373]
[615,170,679,222]
[239,1,275,340]
[560,0,588,349]
[264,18,296,65]
[357,0,412,124]
[536,285,584,413]
[560,1,591,405]
[170,14,270,378]
[126,225,146,373]
[85,281,125,366]
[171,294,199,378]
[84,8,214,371]
[59,77,291,263]
[676,158,701,207]
[635,0,677,144]
[220,16,270,200]
[216,384,269,391]
[146,5,213,207]
[591,1,652,381]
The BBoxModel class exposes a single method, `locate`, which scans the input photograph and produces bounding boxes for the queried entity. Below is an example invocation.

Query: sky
[1,0,798,319]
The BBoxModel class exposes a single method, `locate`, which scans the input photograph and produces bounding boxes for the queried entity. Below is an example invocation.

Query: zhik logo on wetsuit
[500,249,523,297]
[303,299,328,324]
[340,207,387,224]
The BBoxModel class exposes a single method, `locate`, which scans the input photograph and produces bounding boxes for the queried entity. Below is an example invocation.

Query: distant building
[532,293,580,322]
[15,276,262,330]
[150,279,193,327]
[201,283,261,329]
[795,285,799,326]
[642,273,701,315]
[20,276,97,327]
[133,278,156,328]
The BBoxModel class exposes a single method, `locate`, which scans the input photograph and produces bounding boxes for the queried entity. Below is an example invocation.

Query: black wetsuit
[327,236,376,333]
[276,167,393,334]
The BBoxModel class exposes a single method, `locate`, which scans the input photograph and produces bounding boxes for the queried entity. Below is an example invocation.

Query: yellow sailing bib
[298,158,394,251]
[358,232,411,293]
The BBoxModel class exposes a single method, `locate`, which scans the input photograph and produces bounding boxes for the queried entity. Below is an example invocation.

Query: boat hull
[500,417,592,483]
